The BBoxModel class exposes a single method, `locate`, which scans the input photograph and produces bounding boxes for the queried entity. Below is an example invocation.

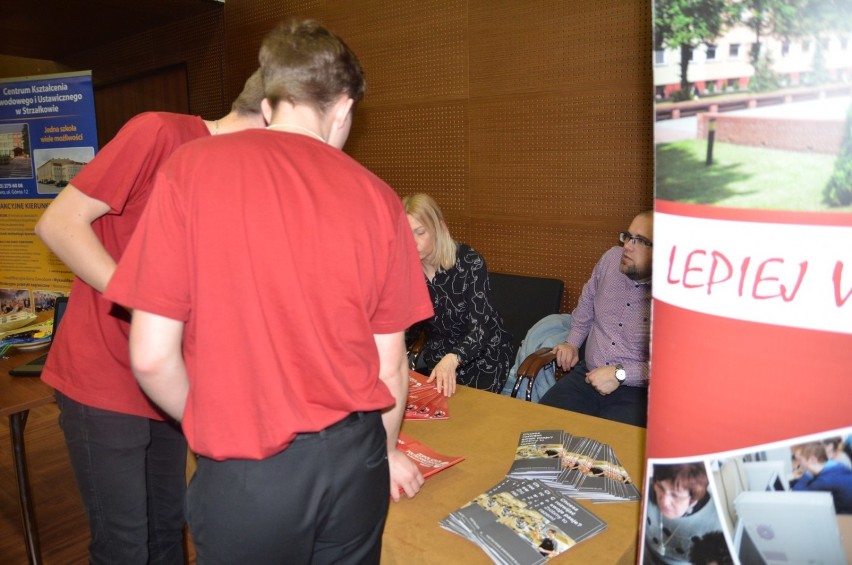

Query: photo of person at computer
[642,462,732,565]
[708,428,852,565]
[791,441,852,514]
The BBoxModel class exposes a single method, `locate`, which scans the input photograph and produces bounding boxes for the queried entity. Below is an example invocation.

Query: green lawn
[655,140,849,212]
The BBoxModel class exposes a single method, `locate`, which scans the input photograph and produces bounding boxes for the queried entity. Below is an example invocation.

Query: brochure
[440,478,607,564]
[397,431,464,479]
[507,431,640,503]
[549,437,639,502]
[506,429,568,480]
[404,370,449,420]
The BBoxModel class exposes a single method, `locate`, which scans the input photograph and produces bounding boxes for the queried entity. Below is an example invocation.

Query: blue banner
[0,71,98,199]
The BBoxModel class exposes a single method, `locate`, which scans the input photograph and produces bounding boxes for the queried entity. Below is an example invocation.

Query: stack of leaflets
[507,430,640,503]
[506,429,567,482]
[404,370,449,420]
[440,478,607,564]
[397,432,464,479]
[549,435,640,502]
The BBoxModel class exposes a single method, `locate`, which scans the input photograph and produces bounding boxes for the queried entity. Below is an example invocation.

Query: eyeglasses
[619,231,652,248]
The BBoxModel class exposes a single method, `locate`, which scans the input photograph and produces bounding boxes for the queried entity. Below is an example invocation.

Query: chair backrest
[488,272,565,354]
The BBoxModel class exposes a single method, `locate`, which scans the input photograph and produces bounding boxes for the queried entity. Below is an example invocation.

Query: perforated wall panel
[58,0,654,315]
[222,1,326,104]
[347,101,469,242]
[63,10,226,118]
[325,0,468,107]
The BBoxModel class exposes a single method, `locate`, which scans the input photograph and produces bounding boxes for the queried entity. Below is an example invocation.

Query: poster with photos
[0,71,97,294]
[641,427,852,565]
[647,1,851,563]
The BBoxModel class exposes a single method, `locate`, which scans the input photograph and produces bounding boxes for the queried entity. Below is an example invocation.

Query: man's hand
[585,365,620,396]
[128,310,188,421]
[552,343,579,371]
[373,332,423,501]
[428,353,459,397]
[388,448,424,502]
[34,185,115,293]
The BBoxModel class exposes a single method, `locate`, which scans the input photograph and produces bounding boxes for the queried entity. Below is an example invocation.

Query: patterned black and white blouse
[409,244,513,393]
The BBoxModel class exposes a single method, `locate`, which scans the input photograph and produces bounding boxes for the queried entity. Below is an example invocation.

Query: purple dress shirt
[565,246,651,387]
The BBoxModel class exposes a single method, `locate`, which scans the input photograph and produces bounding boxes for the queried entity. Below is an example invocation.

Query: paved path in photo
[654,95,851,144]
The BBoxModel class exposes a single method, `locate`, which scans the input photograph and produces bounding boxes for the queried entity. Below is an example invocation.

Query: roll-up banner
[643,2,851,563]
[0,71,97,311]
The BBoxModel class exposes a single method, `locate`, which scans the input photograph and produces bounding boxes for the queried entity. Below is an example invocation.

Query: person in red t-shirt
[105,18,433,564]
[34,72,266,564]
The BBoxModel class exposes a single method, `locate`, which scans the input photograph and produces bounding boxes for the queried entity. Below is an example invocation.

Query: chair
[487,272,564,360]
[511,338,590,401]
[512,348,562,401]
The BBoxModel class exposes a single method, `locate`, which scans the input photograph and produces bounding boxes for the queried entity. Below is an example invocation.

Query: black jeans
[539,360,649,427]
[56,391,187,565]
[187,411,389,565]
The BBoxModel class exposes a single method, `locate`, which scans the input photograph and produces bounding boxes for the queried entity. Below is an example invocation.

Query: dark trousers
[187,411,389,565]
[56,391,187,565]
[539,360,648,427]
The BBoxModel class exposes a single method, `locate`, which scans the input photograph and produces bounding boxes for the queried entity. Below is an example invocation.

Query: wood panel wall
[16,1,655,314]
[61,9,228,126]
[92,65,190,147]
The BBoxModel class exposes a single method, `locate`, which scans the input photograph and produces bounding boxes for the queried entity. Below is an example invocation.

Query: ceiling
[0,0,222,61]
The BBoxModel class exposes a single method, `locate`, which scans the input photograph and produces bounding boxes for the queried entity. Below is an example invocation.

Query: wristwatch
[614,364,626,383]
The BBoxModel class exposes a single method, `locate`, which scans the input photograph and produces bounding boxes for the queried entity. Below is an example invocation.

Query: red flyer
[397,432,464,479]
[405,370,449,420]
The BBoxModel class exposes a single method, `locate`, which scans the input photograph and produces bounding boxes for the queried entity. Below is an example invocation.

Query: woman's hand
[428,353,459,397]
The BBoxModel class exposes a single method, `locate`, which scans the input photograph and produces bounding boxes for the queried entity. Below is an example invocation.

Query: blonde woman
[403,193,513,396]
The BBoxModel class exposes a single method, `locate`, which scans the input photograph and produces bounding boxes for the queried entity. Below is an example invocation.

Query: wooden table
[1,349,647,565]
[1,346,55,565]
[383,386,646,564]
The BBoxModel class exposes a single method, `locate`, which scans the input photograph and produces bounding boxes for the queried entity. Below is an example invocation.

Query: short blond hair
[793,442,828,463]
[402,193,457,271]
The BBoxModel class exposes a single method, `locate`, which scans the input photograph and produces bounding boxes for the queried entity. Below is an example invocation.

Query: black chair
[487,272,564,363]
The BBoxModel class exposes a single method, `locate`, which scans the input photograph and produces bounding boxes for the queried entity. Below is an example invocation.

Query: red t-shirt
[41,112,210,419]
[106,129,433,460]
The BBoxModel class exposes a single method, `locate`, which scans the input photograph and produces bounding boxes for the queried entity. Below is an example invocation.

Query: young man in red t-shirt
[106,19,433,563]
[35,72,266,564]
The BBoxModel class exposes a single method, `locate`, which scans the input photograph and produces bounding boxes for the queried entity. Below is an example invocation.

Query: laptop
[9,296,69,377]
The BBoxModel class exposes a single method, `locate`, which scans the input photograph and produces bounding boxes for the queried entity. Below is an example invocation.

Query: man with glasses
[540,211,653,427]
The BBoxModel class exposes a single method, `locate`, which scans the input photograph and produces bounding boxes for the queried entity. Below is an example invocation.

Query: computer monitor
[9,296,69,377]
[763,447,795,480]
[743,460,790,492]
[734,491,845,565]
